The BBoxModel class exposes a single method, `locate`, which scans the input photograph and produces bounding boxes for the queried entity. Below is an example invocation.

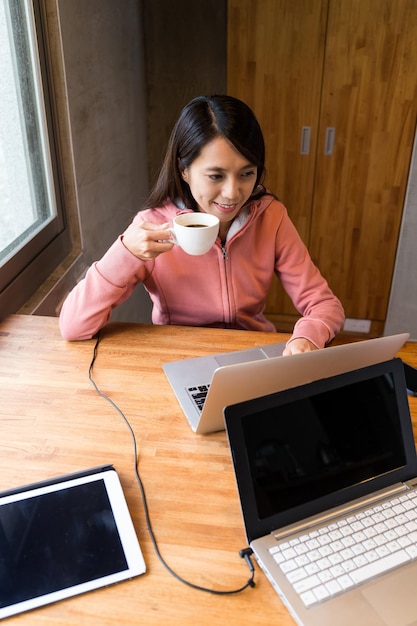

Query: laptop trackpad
[215,348,267,367]
[362,567,417,626]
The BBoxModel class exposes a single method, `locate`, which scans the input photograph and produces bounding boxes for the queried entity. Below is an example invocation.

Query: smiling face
[180,136,258,240]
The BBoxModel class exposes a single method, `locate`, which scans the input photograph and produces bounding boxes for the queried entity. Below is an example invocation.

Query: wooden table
[1,315,416,625]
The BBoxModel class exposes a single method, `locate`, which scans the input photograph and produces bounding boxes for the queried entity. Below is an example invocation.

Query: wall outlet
[343,318,372,333]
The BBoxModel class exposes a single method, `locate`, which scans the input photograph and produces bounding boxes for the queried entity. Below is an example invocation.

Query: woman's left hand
[283,338,318,356]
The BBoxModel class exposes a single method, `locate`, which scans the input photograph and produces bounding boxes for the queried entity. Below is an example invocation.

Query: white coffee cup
[169,213,220,255]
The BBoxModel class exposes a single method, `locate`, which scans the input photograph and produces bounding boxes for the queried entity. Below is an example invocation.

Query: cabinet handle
[324,127,336,155]
[300,126,311,155]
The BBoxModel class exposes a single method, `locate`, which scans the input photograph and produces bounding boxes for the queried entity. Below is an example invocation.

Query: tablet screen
[0,467,145,619]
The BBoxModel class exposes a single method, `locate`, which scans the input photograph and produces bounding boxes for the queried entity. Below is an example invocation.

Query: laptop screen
[225,359,417,542]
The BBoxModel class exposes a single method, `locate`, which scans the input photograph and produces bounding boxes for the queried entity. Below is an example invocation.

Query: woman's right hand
[121,220,175,261]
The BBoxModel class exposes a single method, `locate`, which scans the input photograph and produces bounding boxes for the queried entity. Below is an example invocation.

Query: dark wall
[143,0,227,187]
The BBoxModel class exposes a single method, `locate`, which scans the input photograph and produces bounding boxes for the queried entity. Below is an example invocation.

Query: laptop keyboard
[269,489,417,607]
[187,384,210,412]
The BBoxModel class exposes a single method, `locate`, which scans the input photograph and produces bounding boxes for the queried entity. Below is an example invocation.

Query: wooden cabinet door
[310,0,417,327]
[228,0,417,334]
[228,0,329,326]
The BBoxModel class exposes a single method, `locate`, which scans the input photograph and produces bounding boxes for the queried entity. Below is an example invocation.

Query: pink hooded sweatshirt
[59,195,344,344]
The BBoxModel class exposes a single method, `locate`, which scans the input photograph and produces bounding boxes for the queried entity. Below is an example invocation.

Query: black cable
[88,331,255,595]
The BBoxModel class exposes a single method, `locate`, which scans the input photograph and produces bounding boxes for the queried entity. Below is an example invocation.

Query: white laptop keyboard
[187,384,210,412]
[269,489,417,607]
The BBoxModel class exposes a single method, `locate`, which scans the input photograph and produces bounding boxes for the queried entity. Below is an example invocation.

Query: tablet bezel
[0,466,145,619]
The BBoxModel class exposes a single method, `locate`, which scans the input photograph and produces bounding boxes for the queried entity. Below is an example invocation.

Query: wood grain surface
[1,315,416,624]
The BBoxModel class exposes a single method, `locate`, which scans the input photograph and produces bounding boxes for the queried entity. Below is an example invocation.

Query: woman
[59,95,344,354]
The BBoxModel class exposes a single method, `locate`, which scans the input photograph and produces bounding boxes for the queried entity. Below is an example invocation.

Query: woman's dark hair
[142,95,267,211]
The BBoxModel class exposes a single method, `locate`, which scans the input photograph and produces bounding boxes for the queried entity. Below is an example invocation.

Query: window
[0,0,70,317]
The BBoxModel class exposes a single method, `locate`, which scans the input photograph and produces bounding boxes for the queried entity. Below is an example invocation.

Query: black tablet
[0,465,145,619]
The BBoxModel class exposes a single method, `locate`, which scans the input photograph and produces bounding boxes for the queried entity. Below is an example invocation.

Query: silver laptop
[224,357,417,626]
[162,333,409,434]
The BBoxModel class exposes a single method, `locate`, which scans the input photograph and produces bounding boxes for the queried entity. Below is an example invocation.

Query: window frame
[0,0,71,318]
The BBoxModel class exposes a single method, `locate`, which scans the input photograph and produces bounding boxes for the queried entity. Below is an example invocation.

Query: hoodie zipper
[220,243,232,326]
[220,206,255,325]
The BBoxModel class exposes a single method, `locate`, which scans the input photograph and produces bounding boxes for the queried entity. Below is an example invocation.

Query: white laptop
[162,333,409,434]
[0,465,145,619]
[224,357,417,626]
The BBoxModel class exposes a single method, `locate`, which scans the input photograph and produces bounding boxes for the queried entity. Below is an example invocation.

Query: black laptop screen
[240,371,407,521]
